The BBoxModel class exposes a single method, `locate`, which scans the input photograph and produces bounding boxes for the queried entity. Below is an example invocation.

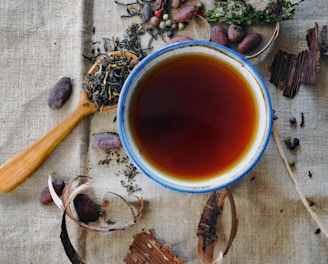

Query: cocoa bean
[166,36,193,45]
[73,193,101,223]
[237,33,261,54]
[39,178,65,205]
[210,25,229,47]
[172,5,197,23]
[47,77,72,110]
[227,24,245,42]
[91,132,121,151]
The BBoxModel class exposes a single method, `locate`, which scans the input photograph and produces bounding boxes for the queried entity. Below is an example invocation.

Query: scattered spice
[272,122,328,238]
[289,116,297,124]
[269,24,320,98]
[300,112,305,127]
[124,230,184,263]
[308,170,312,178]
[119,163,141,194]
[47,77,72,110]
[314,228,321,234]
[39,178,65,205]
[288,159,296,166]
[284,136,300,150]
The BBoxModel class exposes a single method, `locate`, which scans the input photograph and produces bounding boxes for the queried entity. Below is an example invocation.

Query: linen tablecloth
[0,0,327,263]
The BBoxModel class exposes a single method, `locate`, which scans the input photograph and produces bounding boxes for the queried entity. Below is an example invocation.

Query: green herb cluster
[205,0,303,25]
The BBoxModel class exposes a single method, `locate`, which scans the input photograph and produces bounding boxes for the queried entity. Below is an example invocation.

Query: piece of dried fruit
[91,132,121,151]
[172,5,197,23]
[237,33,261,54]
[47,77,72,110]
[210,25,229,46]
[73,193,101,223]
[39,178,65,205]
[227,24,245,42]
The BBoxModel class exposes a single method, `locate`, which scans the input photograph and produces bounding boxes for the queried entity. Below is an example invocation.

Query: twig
[272,122,328,238]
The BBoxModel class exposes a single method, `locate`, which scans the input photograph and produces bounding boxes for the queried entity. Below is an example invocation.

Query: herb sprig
[205,0,303,25]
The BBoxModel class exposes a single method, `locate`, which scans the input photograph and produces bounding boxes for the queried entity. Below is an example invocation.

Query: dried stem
[272,122,328,238]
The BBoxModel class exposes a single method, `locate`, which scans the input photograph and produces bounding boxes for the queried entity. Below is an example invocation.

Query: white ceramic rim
[118,40,272,193]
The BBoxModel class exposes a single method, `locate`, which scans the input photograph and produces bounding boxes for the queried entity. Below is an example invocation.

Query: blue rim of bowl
[118,40,272,193]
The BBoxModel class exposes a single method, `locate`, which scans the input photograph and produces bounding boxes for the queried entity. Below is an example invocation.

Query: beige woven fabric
[0,0,327,263]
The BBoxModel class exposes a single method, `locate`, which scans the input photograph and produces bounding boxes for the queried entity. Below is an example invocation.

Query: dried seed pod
[227,24,245,42]
[39,178,65,205]
[73,193,101,223]
[172,5,197,23]
[237,33,261,54]
[91,132,121,151]
[47,77,72,110]
[210,25,229,47]
[166,36,193,45]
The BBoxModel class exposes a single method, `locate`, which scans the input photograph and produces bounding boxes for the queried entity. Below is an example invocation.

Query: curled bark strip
[60,210,86,264]
[62,175,144,233]
[197,188,238,264]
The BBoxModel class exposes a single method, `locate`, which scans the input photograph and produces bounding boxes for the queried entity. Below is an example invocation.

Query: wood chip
[124,230,184,263]
[269,23,320,98]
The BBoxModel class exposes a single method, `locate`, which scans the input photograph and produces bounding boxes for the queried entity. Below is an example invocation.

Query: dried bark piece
[319,25,328,55]
[269,23,320,98]
[197,188,237,264]
[124,230,184,263]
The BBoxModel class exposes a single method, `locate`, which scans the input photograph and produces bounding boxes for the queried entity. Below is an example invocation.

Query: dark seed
[73,193,101,223]
[314,228,321,234]
[289,116,297,124]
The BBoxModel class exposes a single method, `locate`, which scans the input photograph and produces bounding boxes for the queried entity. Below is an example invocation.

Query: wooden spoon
[0,51,137,193]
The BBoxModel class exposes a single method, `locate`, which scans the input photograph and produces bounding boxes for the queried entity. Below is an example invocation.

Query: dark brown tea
[129,53,258,181]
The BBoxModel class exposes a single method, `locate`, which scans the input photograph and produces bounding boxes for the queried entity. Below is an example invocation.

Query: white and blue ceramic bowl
[118,40,272,193]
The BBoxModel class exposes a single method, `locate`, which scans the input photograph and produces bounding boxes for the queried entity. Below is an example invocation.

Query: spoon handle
[0,103,93,193]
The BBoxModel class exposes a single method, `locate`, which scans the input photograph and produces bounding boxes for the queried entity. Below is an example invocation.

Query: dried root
[197,188,238,264]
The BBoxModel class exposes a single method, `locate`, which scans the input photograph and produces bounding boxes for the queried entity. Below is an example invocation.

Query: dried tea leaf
[124,230,184,263]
